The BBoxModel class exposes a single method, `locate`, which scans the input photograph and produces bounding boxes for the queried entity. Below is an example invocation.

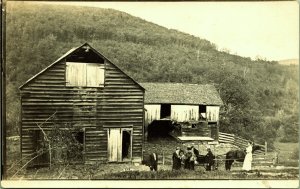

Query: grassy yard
[273,141,299,167]
[5,136,299,180]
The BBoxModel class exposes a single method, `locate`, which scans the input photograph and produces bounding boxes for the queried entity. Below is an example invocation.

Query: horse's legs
[225,160,233,171]
[228,160,233,171]
[225,160,229,170]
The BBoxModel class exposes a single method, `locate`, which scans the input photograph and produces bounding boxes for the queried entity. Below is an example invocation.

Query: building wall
[144,104,161,126]
[206,106,220,122]
[171,105,199,122]
[20,59,144,165]
[144,103,220,140]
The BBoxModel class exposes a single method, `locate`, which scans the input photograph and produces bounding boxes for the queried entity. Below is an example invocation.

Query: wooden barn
[141,83,223,141]
[19,43,145,166]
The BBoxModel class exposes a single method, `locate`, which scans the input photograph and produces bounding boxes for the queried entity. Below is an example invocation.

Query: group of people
[172,145,215,171]
[145,141,253,172]
[144,145,215,172]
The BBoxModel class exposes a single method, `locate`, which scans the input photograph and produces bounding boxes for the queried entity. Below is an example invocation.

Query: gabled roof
[19,43,144,90]
[140,82,223,106]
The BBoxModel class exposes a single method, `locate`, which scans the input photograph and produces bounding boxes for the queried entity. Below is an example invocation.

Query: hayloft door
[108,128,122,162]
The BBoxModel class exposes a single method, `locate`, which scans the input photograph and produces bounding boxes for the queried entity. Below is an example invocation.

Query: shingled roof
[140,83,223,106]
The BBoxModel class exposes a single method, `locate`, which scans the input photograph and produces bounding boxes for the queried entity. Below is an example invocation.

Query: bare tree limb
[11,149,49,178]
[57,163,69,179]
[8,151,39,171]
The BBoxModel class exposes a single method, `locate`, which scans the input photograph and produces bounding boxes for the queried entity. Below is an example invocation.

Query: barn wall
[102,61,144,161]
[144,104,161,126]
[206,106,220,122]
[20,58,144,164]
[171,105,199,122]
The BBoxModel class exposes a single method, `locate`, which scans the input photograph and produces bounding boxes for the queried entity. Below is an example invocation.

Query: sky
[42,1,299,61]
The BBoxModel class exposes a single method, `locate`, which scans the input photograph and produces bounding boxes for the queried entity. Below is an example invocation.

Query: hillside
[278,59,299,66]
[5,2,299,146]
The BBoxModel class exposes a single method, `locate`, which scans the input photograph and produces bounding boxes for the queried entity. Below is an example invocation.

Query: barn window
[66,62,104,87]
[67,131,84,162]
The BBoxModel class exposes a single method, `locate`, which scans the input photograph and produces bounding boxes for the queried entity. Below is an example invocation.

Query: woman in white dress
[242,142,253,171]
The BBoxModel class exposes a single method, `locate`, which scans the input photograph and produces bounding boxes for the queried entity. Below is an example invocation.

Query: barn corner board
[19,43,145,166]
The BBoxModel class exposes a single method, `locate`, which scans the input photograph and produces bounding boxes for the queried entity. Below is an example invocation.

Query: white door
[108,128,122,162]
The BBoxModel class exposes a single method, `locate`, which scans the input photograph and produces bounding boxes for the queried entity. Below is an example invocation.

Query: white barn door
[108,128,122,162]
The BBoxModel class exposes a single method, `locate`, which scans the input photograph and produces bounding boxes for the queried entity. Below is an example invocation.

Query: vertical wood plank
[66,62,86,86]
[206,106,220,122]
[171,105,199,122]
[86,63,104,87]
[145,104,161,125]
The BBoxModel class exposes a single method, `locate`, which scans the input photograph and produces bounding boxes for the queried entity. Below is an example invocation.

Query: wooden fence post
[162,151,165,165]
[264,141,267,155]
[273,152,278,165]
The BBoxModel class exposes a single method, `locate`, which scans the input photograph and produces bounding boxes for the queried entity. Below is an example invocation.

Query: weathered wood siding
[171,105,199,122]
[180,121,211,137]
[144,104,161,126]
[206,106,219,122]
[20,58,144,164]
[102,61,143,162]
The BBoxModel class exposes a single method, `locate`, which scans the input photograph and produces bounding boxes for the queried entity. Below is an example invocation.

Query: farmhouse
[141,83,223,141]
[19,43,145,166]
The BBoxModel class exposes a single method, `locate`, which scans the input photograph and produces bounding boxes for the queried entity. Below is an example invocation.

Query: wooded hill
[5,2,299,147]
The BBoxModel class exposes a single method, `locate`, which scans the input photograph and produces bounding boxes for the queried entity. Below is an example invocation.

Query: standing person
[191,145,200,156]
[184,146,192,169]
[191,145,199,165]
[189,146,196,170]
[149,148,158,171]
[179,150,185,167]
[184,146,195,170]
[205,148,215,171]
[242,142,253,172]
[172,147,182,170]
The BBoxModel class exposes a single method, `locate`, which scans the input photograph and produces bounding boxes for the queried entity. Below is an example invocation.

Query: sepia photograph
[1,1,299,188]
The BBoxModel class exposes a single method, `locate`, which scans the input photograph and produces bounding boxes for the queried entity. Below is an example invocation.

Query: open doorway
[160,104,171,119]
[199,105,206,120]
[122,130,132,161]
[108,128,132,162]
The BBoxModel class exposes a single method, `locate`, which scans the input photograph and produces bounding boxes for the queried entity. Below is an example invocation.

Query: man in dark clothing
[205,148,215,171]
[172,147,182,170]
[149,151,158,171]
[191,145,200,156]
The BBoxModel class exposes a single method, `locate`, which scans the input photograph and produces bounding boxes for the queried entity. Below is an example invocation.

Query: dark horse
[225,144,262,171]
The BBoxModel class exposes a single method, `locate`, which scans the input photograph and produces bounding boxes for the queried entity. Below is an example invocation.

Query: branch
[11,149,49,178]
[8,151,40,171]
[36,111,57,141]
[57,163,69,179]
[11,146,60,179]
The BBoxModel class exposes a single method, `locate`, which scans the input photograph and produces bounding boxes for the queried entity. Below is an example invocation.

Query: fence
[218,132,267,155]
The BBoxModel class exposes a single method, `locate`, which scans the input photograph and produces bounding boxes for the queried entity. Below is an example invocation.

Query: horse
[225,144,262,171]
[196,154,217,170]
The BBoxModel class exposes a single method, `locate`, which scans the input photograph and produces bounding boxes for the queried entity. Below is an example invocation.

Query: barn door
[108,128,122,162]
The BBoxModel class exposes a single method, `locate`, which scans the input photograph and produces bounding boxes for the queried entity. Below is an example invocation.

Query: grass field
[5,136,299,180]
[273,141,299,167]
